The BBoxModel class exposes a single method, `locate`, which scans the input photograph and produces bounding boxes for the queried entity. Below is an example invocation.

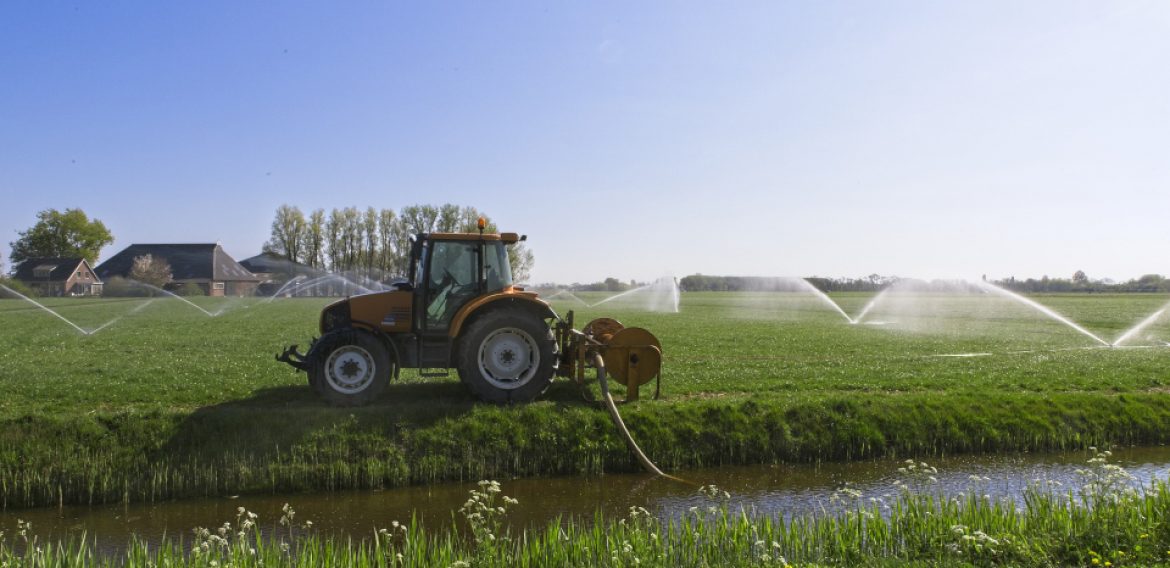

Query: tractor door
[421,240,482,332]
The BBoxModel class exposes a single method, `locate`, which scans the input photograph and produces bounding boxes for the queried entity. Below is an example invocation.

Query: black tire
[456,310,556,403]
[309,329,392,406]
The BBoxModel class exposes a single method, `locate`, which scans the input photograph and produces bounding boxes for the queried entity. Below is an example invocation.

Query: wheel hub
[325,346,375,394]
[479,327,539,389]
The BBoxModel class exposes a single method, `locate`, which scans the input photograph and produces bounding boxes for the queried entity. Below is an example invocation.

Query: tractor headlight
[320,301,352,333]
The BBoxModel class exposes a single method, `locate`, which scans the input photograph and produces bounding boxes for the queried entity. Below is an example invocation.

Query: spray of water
[852,287,892,324]
[129,283,216,316]
[544,290,590,306]
[0,284,92,335]
[264,275,308,302]
[1112,299,1170,347]
[796,278,854,323]
[266,275,374,301]
[975,281,1110,347]
[579,277,681,313]
[590,286,650,307]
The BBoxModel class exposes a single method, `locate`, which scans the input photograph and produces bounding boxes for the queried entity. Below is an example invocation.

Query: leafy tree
[10,208,114,265]
[302,209,326,269]
[400,204,440,234]
[377,208,400,275]
[129,254,173,289]
[263,205,306,263]
[508,243,534,283]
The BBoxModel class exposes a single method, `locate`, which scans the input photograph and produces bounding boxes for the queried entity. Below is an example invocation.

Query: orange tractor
[277,226,662,406]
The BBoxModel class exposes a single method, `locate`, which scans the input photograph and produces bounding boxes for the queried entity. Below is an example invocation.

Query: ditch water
[4,446,1170,554]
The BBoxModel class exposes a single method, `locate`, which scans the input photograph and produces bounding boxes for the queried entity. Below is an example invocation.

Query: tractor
[277,223,662,406]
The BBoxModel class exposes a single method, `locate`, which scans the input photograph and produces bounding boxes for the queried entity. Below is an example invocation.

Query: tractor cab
[408,231,521,332]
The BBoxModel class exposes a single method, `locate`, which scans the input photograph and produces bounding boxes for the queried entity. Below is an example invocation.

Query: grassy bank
[2,292,1170,507]
[3,453,1170,566]
[5,392,1170,508]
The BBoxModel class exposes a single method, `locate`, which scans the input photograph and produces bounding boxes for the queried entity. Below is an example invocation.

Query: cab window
[425,241,478,328]
[484,242,513,291]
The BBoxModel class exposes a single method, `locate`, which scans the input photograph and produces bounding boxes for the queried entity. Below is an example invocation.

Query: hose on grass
[593,353,694,486]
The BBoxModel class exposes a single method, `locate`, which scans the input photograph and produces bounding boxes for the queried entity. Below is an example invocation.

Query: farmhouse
[95,243,262,297]
[12,257,103,296]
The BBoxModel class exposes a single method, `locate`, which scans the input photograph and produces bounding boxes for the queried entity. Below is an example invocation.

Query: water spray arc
[851,287,893,325]
[546,278,681,313]
[265,274,376,301]
[795,278,854,324]
[127,283,217,317]
[0,285,93,335]
[1112,298,1170,347]
[975,281,1111,347]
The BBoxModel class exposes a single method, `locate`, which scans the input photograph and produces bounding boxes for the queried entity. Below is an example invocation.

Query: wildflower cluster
[895,459,939,491]
[459,480,517,548]
[190,507,261,562]
[689,484,732,517]
[947,523,1012,558]
[752,539,791,566]
[375,520,410,565]
[1077,448,1138,504]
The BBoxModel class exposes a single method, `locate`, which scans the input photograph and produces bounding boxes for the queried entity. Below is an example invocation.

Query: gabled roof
[13,258,91,282]
[239,252,318,276]
[94,244,262,282]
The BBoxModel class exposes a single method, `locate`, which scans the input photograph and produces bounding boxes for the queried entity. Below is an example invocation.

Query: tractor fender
[448,292,557,338]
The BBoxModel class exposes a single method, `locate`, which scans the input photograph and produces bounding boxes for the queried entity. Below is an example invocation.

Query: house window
[34,265,57,278]
[212,282,225,290]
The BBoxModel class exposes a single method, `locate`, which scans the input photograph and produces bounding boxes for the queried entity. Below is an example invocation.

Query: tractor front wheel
[310,330,391,406]
[457,310,555,403]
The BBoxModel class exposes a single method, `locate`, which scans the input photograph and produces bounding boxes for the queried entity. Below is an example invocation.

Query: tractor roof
[426,232,523,244]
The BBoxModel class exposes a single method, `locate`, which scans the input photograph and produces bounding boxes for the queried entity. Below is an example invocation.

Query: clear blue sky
[2,2,1167,284]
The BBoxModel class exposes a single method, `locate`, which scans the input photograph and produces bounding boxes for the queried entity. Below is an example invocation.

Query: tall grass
[2,452,1169,566]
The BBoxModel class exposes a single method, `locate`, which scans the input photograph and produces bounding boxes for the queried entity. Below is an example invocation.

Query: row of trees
[679,272,1170,294]
[679,274,894,292]
[995,273,1170,294]
[263,203,535,282]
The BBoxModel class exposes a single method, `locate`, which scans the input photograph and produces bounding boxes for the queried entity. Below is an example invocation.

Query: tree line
[680,274,894,292]
[993,273,1170,294]
[263,203,535,282]
[680,272,1170,294]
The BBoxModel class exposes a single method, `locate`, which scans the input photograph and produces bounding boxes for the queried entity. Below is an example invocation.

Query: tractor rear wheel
[456,310,555,403]
[310,330,391,406]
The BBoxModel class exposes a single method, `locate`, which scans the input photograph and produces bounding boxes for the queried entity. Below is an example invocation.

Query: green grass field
[1,291,1170,507]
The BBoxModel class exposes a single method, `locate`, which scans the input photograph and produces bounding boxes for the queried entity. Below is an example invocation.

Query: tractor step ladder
[418,334,452,377]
